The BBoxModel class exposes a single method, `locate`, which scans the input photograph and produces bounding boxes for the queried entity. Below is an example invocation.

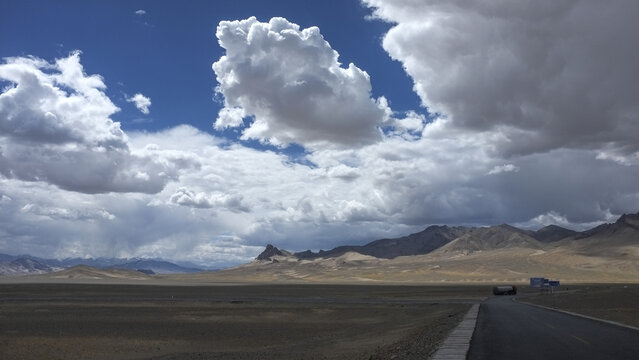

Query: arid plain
[1,281,637,360]
[0,283,485,360]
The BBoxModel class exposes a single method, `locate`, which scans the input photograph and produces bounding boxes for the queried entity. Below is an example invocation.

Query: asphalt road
[468,295,639,360]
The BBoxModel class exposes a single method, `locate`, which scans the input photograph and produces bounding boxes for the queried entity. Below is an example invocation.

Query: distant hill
[532,225,578,243]
[290,223,543,260]
[106,259,201,274]
[433,224,543,255]
[574,212,639,240]
[44,265,152,280]
[557,212,639,258]
[233,212,639,283]
[0,257,54,276]
[294,225,469,260]
[0,255,202,276]
[9,258,53,273]
[281,214,638,261]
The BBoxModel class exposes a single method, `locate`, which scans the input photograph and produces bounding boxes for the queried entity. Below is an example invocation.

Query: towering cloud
[212,17,389,149]
[364,0,639,159]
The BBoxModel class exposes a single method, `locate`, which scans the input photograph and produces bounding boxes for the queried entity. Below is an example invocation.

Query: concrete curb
[431,303,480,360]
[515,298,639,332]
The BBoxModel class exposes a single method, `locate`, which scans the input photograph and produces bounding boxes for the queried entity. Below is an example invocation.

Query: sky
[1,0,638,268]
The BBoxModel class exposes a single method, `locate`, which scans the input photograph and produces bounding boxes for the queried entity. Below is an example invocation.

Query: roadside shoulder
[431,303,480,360]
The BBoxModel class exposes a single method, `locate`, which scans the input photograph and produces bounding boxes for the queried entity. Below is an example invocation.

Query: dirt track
[0,284,484,359]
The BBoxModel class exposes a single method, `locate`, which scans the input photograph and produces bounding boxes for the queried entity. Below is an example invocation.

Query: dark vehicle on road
[492,285,517,295]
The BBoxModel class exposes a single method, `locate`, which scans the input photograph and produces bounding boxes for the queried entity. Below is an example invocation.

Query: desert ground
[2,281,637,359]
[518,283,639,328]
[0,283,488,360]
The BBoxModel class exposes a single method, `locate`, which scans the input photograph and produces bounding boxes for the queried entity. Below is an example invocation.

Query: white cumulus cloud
[0,52,196,194]
[214,106,245,130]
[127,93,151,114]
[212,17,389,149]
[169,187,250,213]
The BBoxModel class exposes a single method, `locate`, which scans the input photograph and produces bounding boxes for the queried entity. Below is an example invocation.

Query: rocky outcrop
[256,244,284,261]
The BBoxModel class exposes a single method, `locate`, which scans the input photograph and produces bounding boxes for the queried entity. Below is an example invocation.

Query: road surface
[467,295,639,360]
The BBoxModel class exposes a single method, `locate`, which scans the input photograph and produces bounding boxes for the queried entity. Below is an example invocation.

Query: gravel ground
[0,284,479,360]
[518,284,639,328]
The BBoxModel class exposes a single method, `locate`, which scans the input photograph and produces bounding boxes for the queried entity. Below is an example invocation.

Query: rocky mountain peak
[533,224,577,242]
[616,212,639,229]
[256,244,284,261]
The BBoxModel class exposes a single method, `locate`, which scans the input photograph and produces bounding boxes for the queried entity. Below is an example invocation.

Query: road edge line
[514,298,639,332]
[430,303,480,360]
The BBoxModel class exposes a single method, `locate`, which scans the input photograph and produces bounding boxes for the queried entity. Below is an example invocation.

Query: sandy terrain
[518,284,639,328]
[0,284,484,360]
[171,248,639,285]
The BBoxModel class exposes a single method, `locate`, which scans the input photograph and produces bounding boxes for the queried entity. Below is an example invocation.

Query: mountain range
[2,212,637,283]
[217,212,639,283]
[0,255,203,276]
[280,213,637,260]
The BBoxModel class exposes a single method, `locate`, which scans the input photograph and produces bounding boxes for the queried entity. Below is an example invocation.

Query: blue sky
[1,0,638,267]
